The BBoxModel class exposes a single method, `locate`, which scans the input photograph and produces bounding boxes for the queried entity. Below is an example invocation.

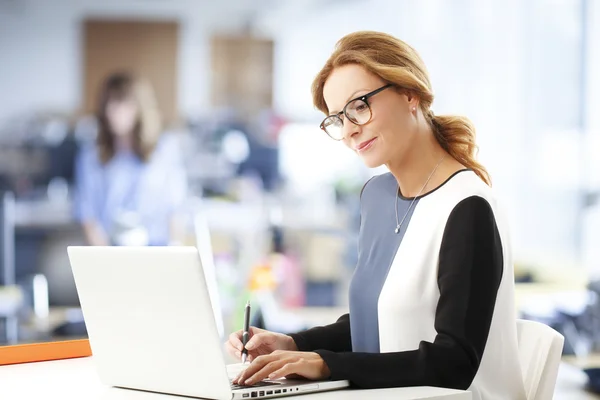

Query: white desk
[1,357,471,400]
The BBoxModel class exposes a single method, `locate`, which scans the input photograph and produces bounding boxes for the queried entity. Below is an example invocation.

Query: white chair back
[516,319,565,400]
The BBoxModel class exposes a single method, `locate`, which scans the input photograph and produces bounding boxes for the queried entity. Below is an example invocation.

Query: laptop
[67,246,349,399]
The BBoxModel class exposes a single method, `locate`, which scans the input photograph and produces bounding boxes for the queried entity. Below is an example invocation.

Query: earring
[412,107,416,112]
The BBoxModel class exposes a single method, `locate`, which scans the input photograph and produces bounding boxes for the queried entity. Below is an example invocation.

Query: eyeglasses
[320,84,393,140]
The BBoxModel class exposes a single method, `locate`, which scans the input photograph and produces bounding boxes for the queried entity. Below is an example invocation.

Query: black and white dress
[290,170,526,400]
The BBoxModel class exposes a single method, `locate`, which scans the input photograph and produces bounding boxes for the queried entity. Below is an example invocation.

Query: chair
[516,319,565,400]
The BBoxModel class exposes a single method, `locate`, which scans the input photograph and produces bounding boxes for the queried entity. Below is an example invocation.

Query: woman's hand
[225,327,298,362]
[232,351,330,385]
[82,220,110,246]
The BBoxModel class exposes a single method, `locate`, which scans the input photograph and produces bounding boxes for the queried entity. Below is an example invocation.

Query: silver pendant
[394,226,400,234]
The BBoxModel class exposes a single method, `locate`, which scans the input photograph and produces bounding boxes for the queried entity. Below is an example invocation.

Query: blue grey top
[348,172,419,352]
[73,134,187,246]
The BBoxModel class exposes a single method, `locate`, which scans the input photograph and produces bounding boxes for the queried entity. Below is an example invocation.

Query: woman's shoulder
[150,132,184,163]
[430,169,511,228]
[76,141,101,168]
[360,172,396,199]
[359,169,501,211]
[443,169,499,206]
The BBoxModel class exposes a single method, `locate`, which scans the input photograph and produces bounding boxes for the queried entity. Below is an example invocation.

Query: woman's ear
[405,92,419,110]
[395,89,419,113]
[401,90,416,105]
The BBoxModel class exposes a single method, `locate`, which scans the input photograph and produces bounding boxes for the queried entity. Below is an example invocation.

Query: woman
[227,31,526,399]
[74,72,187,247]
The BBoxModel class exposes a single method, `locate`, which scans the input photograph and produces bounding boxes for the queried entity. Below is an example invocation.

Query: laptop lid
[67,246,232,399]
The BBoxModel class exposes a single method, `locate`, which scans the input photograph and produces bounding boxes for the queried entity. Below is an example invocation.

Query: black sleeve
[288,314,352,352]
[313,196,504,390]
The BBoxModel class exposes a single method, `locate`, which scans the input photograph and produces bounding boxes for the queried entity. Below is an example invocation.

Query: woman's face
[106,97,139,137]
[322,64,419,168]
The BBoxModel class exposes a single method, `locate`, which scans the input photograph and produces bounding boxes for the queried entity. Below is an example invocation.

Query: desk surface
[563,353,600,369]
[1,357,470,400]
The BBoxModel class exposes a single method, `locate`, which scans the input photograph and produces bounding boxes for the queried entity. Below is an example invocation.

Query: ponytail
[430,114,491,186]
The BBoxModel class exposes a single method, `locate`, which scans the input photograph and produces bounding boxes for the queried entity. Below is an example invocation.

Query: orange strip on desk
[0,339,92,366]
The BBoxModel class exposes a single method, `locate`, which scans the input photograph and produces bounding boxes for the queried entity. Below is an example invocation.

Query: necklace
[394,155,446,234]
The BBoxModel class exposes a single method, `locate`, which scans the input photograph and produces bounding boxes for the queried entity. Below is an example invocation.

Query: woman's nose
[341,119,360,140]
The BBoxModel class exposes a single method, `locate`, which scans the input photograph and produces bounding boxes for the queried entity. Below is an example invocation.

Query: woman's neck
[386,126,451,198]
[114,134,134,152]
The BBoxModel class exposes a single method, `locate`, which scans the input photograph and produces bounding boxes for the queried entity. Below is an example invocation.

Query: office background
[1,0,600,398]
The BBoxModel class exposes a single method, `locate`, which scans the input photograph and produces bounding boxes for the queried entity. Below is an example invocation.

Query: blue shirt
[74,134,187,246]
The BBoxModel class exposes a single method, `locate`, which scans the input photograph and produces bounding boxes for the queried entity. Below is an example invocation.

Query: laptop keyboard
[230,380,281,390]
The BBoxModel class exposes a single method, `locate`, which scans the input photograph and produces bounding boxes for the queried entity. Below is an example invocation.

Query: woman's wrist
[285,334,299,351]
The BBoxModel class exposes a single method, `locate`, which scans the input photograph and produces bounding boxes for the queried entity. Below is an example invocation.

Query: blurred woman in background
[74,72,187,246]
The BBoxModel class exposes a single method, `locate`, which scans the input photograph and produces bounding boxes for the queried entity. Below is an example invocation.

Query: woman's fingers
[228,331,244,351]
[244,359,289,385]
[228,329,267,354]
[225,340,242,359]
[267,361,303,380]
[234,353,278,384]
[233,351,330,384]
[245,332,270,351]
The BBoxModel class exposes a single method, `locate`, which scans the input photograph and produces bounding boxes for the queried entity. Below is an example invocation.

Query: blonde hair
[96,72,162,164]
[312,31,491,186]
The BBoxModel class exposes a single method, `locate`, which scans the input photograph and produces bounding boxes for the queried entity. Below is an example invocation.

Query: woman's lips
[356,137,377,152]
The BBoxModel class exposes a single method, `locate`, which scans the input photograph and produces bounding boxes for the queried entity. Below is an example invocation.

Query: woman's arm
[74,147,110,246]
[81,220,110,246]
[163,134,189,245]
[313,196,503,390]
[168,216,186,246]
[288,313,352,353]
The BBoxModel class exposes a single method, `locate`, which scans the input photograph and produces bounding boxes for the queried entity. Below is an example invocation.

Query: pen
[241,301,251,364]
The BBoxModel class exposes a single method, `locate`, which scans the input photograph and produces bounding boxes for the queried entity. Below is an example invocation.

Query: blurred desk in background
[13,197,84,308]
[563,354,600,369]
[0,195,84,344]
[515,282,589,316]
[14,197,78,230]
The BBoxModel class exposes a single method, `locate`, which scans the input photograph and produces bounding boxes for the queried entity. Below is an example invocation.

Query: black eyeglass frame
[319,83,393,140]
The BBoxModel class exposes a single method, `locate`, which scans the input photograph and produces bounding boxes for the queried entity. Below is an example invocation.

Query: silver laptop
[67,246,349,399]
